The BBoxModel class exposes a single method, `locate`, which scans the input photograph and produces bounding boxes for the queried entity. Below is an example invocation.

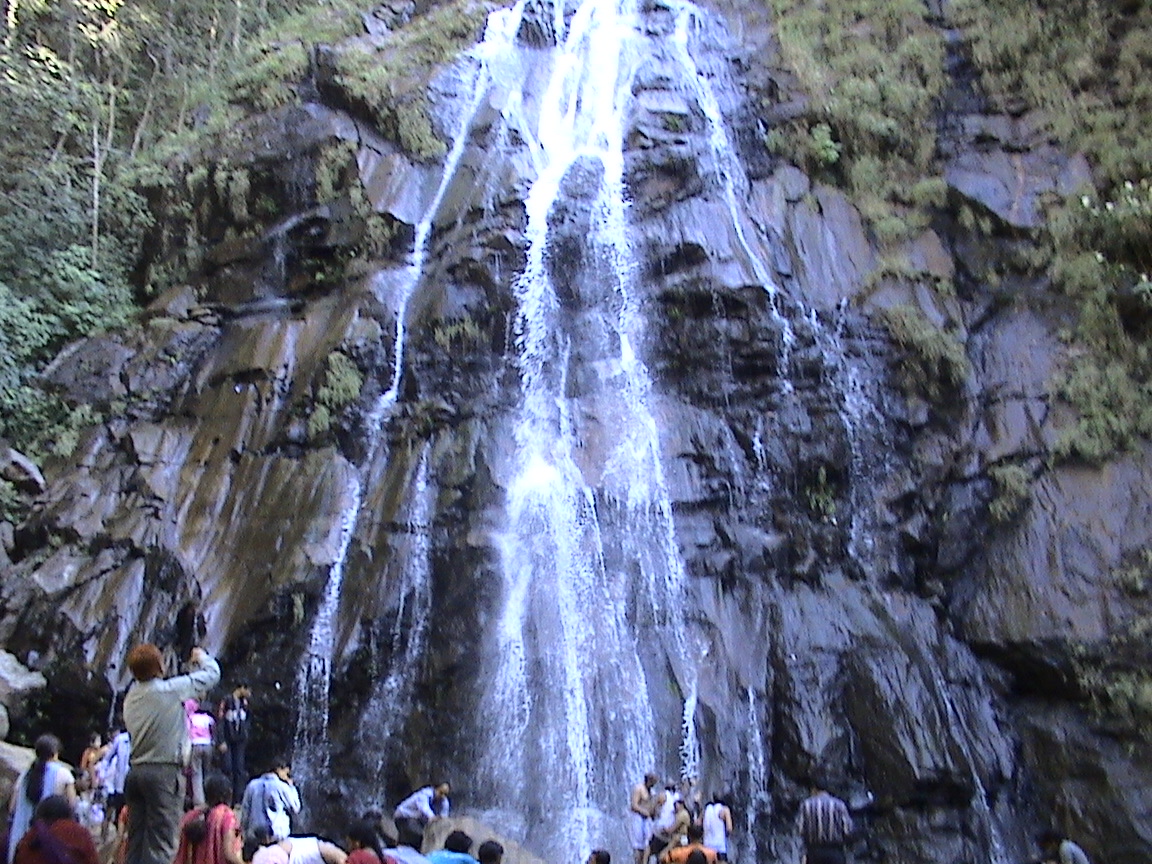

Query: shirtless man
[630,774,658,864]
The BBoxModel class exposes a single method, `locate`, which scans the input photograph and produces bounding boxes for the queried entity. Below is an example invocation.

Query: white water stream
[470,0,705,857]
[292,48,494,787]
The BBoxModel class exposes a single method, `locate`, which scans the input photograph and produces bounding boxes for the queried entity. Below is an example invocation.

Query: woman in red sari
[173,775,243,864]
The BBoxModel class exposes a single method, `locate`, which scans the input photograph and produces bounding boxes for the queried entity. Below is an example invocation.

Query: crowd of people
[2,644,1095,864]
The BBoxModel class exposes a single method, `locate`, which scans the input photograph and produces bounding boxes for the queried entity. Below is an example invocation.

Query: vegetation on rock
[877,304,969,404]
[765,0,946,246]
[307,349,365,440]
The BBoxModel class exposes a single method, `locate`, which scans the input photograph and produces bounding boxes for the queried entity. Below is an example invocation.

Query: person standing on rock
[391,783,450,850]
[701,797,733,862]
[6,734,77,864]
[647,782,679,863]
[1037,830,1092,864]
[216,684,251,802]
[123,643,220,864]
[629,774,658,864]
[796,781,853,864]
[185,700,216,808]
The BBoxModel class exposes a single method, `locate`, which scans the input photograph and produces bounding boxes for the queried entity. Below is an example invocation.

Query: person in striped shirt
[796,782,853,864]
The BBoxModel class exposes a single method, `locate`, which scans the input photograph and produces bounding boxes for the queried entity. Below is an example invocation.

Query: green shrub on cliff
[307,350,365,440]
[765,0,946,244]
[954,0,1152,187]
[878,304,970,403]
[987,463,1032,524]
[331,1,489,159]
[1048,181,1152,463]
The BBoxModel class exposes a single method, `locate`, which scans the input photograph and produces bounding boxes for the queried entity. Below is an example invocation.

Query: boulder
[0,651,46,710]
[0,740,34,810]
[0,446,46,495]
[423,816,548,864]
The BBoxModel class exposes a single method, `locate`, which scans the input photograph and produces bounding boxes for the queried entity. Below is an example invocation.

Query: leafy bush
[766,0,946,245]
[332,0,489,159]
[878,304,970,403]
[307,350,364,440]
[1046,180,1152,463]
[954,0,1152,188]
[987,463,1031,524]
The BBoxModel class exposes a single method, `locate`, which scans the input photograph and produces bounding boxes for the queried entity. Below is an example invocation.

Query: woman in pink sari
[173,775,243,864]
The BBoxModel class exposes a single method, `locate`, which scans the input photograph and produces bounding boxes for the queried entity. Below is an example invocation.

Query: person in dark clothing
[796,782,853,864]
[217,685,251,801]
[12,796,100,864]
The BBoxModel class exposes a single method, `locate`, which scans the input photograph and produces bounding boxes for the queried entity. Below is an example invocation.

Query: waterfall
[357,445,435,794]
[292,47,493,790]
[470,0,703,857]
[742,688,770,864]
[668,2,794,355]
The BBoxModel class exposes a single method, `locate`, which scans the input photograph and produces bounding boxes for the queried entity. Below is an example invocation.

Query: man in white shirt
[392,783,450,849]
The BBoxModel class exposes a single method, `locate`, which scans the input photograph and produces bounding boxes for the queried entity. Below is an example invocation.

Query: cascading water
[466,0,704,858]
[356,445,435,792]
[668,2,794,354]
[292,49,493,790]
[742,688,770,864]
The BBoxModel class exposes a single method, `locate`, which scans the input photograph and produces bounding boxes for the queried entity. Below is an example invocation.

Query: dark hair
[359,811,396,848]
[444,831,473,854]
[23,735,61,805]
[477,840,503,864]
[183,811,209,846]
[206,774,232,808]
[686,852,707,864]
[127,644,164,681]
[33,795,73,823]
[589,851,611,864]
[1037,830,1062,848]
[347,819,386,861]
[270,755,291,772]
[687,824,704,843]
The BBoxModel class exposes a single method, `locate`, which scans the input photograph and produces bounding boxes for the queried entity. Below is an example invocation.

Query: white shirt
[393,787,449,822]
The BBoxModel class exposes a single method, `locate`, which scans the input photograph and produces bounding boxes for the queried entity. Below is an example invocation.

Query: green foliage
[1114,549,1152,597]
[954,0,1152,188]
[0,478,21,524]
[987,463,1031,524]
[432,317,483,351]
[332,1,489,159]
[229,40,311,112]
[306,403,333,439]
[1051,357,1152,464]
[317,351,364,410]
[1074,610,1152,741]
[878,304,970,402]
[766,0,946,245]
[1046,180,1152,463]
[804,465,837,520]
[307,350,364,440]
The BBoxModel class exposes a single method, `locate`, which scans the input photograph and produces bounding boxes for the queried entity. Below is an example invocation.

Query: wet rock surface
[0,1,1149,863]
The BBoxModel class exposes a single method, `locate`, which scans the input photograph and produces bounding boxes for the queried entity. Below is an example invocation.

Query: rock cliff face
[2,1,1150,863]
